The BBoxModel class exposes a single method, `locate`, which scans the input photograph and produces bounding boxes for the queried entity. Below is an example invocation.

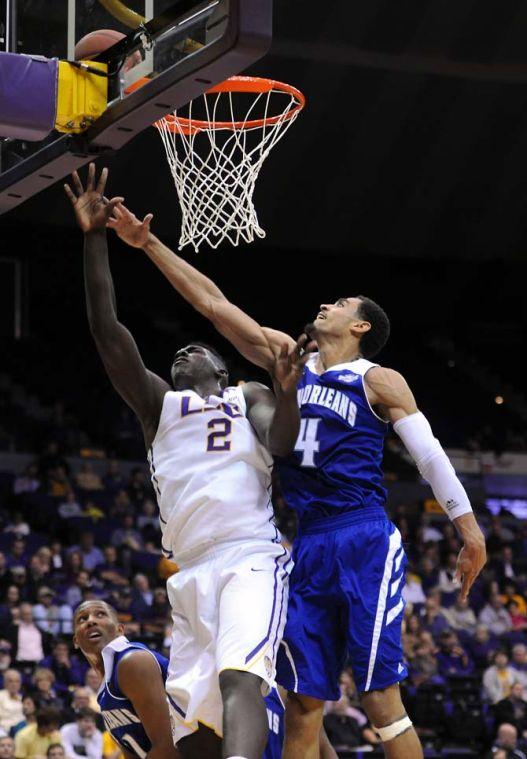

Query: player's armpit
[363,366,418,423]
[117,651,179,759]
[244,380,300,457]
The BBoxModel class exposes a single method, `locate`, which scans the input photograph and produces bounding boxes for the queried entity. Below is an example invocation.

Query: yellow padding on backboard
[55,60,108,134]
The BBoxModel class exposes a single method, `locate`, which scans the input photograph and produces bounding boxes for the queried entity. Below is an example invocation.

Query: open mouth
[316,313,326,320]
[87,630,102,640]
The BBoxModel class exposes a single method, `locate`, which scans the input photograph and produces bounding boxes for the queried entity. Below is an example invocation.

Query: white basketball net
[155,77,304,252]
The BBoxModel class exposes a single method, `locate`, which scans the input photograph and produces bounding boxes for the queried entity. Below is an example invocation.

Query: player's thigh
[216,543,292,686]
[277,533,346,701]
[339,519,408,693]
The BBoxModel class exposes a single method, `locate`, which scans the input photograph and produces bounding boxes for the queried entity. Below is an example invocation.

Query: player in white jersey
[65,165,313,759]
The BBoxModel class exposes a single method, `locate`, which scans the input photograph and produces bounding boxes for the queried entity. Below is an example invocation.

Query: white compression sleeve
[393,411,472,522]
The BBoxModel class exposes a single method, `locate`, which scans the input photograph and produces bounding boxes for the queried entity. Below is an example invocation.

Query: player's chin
[304,321,318,338]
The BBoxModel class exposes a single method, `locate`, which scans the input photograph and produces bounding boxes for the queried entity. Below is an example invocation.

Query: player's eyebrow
[336,297,349,306]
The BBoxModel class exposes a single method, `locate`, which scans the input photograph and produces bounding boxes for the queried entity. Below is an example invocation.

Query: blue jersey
[277,356,388,526]
[98,636,169,758]
[263,687,285,759]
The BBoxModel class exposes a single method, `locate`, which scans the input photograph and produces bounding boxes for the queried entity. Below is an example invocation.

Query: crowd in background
[0,432,527,757]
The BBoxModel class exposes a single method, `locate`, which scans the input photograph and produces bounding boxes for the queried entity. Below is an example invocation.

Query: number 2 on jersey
[207,418,232,451]
[295,418,321,466]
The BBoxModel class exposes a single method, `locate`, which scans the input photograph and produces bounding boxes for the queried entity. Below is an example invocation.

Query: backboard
[0,0,272,214]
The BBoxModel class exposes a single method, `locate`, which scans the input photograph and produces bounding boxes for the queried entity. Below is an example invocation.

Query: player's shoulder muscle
[364,366,417,417]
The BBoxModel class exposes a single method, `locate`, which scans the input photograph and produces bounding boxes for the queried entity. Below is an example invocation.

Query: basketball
[74,28,141,72]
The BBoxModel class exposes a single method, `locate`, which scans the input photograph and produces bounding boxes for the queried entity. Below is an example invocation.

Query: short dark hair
[36,707,61,729]
[356,296,390,359]
[47,744,64,757]
[76,707,97,722]
[182,342,227,370]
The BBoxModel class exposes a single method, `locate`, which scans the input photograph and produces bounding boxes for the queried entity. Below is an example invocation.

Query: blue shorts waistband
[298,506,387,535]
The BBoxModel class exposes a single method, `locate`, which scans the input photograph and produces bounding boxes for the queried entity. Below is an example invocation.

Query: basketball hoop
[154,76,305,252]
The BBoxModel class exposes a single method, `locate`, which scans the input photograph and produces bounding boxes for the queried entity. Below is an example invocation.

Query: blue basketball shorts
[276,509,408,701]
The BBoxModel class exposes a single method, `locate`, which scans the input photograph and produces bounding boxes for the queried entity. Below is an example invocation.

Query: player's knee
[360,684,403,726]
[219,669,262,703]
[287,692,324,720]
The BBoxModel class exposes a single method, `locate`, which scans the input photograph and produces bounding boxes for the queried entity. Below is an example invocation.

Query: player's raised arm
[64,165,169,447]
[364,366,487,600]
[106,200,295,372]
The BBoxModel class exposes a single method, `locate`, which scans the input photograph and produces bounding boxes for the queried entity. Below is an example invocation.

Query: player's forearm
[84,230,120,338]
[268,388,301,457]
[143,233,225,315]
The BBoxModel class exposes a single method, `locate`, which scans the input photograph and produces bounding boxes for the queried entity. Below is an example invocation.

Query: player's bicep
[364,367,418,423]
[117,652,175,754]
[243,382,277,448]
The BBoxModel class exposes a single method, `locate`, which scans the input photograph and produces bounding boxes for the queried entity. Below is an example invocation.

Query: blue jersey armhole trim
[109,645,163,700]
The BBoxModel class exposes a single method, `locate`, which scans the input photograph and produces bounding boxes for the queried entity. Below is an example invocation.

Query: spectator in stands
[419,515,443,543]
[61,687,102,730]
[0,553,9,599]
[14,707,61,759]
[60,707,102,759]
[418,555,440,595]
[486,518,514,555]
[436,630,474,678]
[479,593,513,636]
[65,570,93,609]
[6,604,51,665]
[502,583,527,616]
[95,547,127,590]
[3,513,30,539]
[30,669,63,711]
[38,442,69,480]
[13,464,40,496]
[0,736,15,759]
[110,588,141,635]
[437,552,461,605]
[6,539,28,569]
[444,593,478,634]
[323,674,378,752]
[102,731,123,759]
[9,696,36,738]
[467,624,499,672]
[26,556,49,600]
[49,543,63,574]
[490,723,527,759]
[137,500,159,535]
[493,545,521,585]
[143,588,170,635]
[0,587,20,625]
[509,600,527,632]
[46,745,65,759]
[75,463,103,492]
[403,614,423,658]
[46,466,70,499]
[69,534,103,572]
[32,588,73,636]
[132,574,153,608]
[0,643,12,679]
[420,590,450,637]
[127,467,150,506]
[494,681,527,735]
[9,568,29,604]
[483,651,518,704]
[58,491,83,520]
[102,460,125,494]
[110,514,144,551]
[512,644,527,676]
[109,490,132,520]
[403,569,426,605]
[83,672,101,712]
[0,670,23,734]
[40,640,85,695]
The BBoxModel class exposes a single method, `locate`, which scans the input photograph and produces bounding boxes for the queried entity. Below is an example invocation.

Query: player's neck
[315,336,360,372]
[173,379,223,397]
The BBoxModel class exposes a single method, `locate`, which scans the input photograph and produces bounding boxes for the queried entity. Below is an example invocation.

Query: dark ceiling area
[5,0,527,260]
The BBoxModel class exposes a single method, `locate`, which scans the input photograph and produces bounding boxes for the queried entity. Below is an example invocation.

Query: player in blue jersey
[73,600,178,759]
[74,598,288,759]
[106,206,487,759]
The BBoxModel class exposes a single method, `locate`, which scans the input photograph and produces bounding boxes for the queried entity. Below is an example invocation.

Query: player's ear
[73,635,79,650]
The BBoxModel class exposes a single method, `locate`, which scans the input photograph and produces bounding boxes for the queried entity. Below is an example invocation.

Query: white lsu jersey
[148,386,278,565]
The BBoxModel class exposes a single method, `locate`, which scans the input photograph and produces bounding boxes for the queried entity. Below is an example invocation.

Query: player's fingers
[96,166,109,195]
[72,170,84,196]
[87,162,96,191]
[460,570,474,601]
[142,213,154,228]
[107,197,125,212]
[63,184,76,204]
[118,202,135,220]
[279,342,289,359]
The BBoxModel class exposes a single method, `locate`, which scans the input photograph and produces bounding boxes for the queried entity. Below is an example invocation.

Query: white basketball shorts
[165,539,292,742]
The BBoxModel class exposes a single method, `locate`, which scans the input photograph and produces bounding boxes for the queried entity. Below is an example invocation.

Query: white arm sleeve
[393,411,472,521]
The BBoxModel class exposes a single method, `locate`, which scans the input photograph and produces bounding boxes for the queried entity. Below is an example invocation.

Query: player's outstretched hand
[64,163,123,234]
[454,512,487,601]
[107,202,153,248]
[275,333,316,396]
